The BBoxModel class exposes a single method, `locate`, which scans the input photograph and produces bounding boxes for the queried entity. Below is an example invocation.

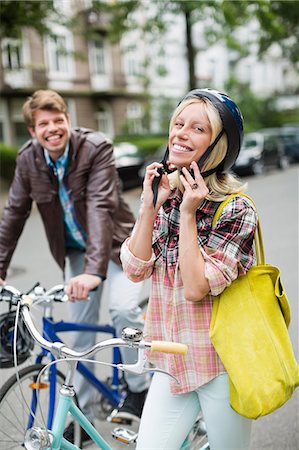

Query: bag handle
[212,193,265,265]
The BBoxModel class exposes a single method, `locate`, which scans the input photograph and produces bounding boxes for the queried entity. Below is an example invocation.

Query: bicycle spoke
[1,392,26,434]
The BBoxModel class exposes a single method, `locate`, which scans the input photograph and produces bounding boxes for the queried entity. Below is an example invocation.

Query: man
[0,89,148,442]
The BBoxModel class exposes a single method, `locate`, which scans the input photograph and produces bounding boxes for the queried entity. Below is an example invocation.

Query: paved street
[0,165,298,449]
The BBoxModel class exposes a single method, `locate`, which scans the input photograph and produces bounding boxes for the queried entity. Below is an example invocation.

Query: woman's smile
[168,103,212,168]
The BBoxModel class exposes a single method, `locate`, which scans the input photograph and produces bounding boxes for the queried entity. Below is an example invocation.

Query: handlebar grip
[151,341,188,355]
[22,295,33,308]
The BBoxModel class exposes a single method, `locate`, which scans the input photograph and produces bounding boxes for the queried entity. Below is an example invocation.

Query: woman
[120,88,257,449]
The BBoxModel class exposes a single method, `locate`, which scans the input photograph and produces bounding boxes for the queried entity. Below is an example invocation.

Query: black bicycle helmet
[152,88,244,205]
[0,309,34,368]
[181,88,244,173]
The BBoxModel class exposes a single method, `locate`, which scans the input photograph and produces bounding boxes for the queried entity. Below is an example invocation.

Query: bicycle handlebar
[151,341,188,355]
[0,283,68,305]
[0,285,188,362]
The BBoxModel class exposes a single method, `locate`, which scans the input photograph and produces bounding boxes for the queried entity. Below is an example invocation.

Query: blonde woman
[121,89,258,450]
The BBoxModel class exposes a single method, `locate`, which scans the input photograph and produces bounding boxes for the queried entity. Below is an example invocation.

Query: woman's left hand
[179,161,209,214]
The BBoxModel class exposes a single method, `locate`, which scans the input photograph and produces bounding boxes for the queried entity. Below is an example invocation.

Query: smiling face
[28,109,71,160]
[168,102,212,169]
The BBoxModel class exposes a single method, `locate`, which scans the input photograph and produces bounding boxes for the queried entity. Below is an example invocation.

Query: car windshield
[244,139,257,148]
[280,132,299,143]
[242,137,258,150]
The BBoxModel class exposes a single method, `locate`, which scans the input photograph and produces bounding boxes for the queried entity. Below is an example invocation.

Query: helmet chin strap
[196,128,224,177]
[152,128,224,206]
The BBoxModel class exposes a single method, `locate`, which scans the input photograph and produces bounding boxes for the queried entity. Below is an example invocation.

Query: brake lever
[46,284,68,302]
[117,363,180,385]
[117,346,180,384]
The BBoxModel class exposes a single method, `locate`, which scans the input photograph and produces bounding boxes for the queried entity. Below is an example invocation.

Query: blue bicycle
[0,284,209,450]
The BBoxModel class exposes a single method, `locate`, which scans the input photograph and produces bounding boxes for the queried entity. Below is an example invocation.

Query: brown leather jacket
[0,128,136,280]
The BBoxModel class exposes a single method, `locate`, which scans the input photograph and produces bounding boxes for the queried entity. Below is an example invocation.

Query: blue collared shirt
[44,146,86,250]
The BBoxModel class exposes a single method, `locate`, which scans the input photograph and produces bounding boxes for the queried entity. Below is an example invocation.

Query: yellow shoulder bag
[209,193,299,419]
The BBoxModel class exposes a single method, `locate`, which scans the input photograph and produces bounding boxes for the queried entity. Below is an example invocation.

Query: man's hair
[22,90,68,127]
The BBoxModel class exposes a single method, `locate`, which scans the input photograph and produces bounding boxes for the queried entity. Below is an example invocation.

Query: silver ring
[191,183,199,190]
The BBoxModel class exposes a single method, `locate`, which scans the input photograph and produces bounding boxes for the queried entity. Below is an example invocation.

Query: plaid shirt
[121,189,258,394]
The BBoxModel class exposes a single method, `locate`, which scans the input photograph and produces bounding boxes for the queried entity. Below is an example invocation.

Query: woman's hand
[179,161,210,301]
[128,162,170,261]
[179,161,208,214]
[142,162,171,213]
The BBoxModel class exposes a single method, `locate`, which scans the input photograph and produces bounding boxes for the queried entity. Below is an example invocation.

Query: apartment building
[119,9,299,132]
[1,1,298,147]
[0,0,148,147]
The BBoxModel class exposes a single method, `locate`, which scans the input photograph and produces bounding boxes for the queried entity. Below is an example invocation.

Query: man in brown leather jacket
[0,90,149,441]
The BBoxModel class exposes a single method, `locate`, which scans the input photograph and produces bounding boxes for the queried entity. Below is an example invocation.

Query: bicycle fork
[51,386,111,450]
[24,361,113,450]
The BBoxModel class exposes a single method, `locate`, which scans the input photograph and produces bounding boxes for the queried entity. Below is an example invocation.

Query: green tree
[2,0,297,88]
[0,0,59,39]
[252,0,299,66]
[92,0,299,90]
[225,76,284,131]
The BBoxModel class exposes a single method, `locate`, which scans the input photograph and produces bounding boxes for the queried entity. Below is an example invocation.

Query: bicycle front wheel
[0,363,82,449]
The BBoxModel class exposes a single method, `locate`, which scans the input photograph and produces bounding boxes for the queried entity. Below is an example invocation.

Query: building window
[45,27,74,79]
[123,46,142,77]
[90,39,106,75]
[11,100,30,146]
[48,35,69,73]
[124,51,141,77]
[96,105,114,138]
[126,102,143,134]
[2,38,22,70]
[127,57,139,76]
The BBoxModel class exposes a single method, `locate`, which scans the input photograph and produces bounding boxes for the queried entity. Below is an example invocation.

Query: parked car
[253,126,299,163]
[233,130,290,176]
[277,126,299,163]
[113,142,144,190]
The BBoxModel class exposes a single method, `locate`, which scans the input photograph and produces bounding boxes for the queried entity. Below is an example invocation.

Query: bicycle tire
[0,363,82,449]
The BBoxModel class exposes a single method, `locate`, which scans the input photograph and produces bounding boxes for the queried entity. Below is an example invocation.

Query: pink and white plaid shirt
[120,190,257,394]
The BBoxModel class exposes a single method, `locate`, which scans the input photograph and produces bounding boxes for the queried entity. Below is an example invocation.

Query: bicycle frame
[49,382,210,450]
[26,379,210,450]
[0,285,208,450]
[28,315,123,431]
[50,383,112,450]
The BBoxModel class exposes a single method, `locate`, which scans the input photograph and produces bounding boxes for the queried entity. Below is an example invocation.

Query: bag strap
[212,193,265,265]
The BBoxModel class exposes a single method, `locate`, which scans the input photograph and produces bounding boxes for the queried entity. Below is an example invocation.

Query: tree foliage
[0,0,58,39]
[91,0,299,89]
[252,0,299,64]
[1,0,297,130]
[2,0,298,73]
[225,76,284,132]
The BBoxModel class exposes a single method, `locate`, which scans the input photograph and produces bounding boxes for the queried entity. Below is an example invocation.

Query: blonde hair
[168,97,246,200]
[22,90,68,128]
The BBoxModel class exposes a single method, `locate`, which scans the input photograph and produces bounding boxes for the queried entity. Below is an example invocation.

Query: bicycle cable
[33,357,123,430]
[11,299,62,431]
[12,302,46,428]
[10,291,124,432]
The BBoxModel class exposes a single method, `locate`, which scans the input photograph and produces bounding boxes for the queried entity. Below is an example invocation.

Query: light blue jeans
[136,372,252,450]
[65,249,149,420]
